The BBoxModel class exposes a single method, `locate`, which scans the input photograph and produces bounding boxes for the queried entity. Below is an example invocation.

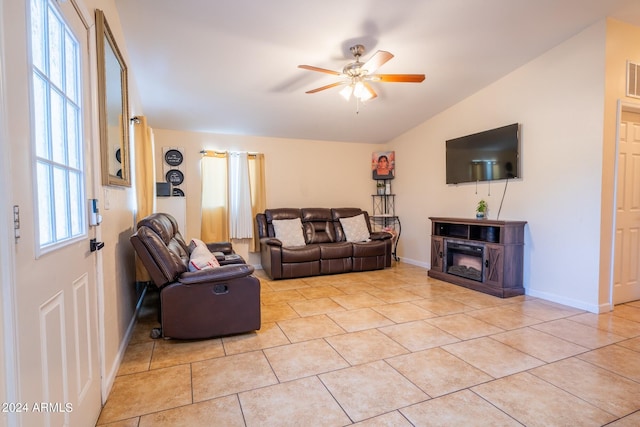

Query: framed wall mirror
[96,9,131,186]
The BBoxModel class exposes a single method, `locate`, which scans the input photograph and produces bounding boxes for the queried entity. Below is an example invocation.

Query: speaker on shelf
[156,182,171,197]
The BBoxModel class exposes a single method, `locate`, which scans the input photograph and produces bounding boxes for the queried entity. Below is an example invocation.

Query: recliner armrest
[178,264,255,284]
[205,241,234,254]
[370,231,392,240]
[260,237,283,247]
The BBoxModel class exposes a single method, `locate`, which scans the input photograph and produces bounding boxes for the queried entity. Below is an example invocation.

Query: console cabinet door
[484,244,504,287]
[431,237,444,272]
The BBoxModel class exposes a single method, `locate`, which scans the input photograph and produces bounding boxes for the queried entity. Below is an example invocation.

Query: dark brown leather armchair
[130,213,260,339]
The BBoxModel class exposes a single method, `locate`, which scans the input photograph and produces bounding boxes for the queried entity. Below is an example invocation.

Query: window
[30,0,85,250]
[200,151,266,250]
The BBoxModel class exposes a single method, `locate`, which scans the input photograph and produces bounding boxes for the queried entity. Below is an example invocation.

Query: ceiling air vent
[627,61,640,98]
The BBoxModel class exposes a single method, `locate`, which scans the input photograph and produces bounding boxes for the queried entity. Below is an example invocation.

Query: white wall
[598,19,640,306]
[391,21,607,311]
[152,129,385,265]
[78,0,143,400]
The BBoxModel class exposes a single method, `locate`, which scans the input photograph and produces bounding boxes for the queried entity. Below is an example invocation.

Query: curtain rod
[200,150,260,158]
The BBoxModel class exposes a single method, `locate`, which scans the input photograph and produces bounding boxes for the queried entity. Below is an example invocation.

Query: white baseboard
[399,259,604,314]
[525,287,602,313]
[101,286,148,403]
[397,257,430,269]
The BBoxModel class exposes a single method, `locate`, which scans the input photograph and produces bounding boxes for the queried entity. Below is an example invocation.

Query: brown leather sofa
[256,207,392,280]
[130,212,260,339]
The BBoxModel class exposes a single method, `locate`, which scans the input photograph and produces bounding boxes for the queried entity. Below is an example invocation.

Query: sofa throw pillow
[189,238,207,252]
[272,218,306,247]
[339,214,371,242]
[188,243,220,271]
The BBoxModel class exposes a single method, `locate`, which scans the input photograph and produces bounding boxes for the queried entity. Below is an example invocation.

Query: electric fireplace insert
[446,241,484,282]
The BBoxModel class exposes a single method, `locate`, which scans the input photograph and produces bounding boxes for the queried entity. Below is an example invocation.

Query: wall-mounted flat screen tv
[446,123,520,184]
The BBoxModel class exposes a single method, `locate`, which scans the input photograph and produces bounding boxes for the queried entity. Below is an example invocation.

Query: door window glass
[30,0,86,251]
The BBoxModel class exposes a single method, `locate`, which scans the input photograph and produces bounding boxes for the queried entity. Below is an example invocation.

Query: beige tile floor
[96,263,640,427]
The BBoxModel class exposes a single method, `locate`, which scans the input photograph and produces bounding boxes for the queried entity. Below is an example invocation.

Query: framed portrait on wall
[372,151,395,180]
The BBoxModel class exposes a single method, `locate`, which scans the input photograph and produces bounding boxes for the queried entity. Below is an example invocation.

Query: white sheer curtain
[228,152,253,239]
[201,151,265,246]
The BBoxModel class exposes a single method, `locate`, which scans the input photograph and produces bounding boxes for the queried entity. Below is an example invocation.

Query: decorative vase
[476,212,485,219]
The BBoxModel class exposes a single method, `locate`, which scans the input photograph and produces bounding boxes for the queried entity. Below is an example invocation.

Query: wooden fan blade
[305,81,346,94]
[362,50,394,73]
[298,65,342,76]
[371,74,426,83]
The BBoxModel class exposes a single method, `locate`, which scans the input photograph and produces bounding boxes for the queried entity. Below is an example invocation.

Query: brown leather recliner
[130,212,260,339]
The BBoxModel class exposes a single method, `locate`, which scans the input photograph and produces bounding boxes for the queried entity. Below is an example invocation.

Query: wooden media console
[428,217,527,298]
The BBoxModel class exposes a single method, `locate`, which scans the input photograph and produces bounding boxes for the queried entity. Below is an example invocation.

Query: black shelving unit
[371,184,401,261]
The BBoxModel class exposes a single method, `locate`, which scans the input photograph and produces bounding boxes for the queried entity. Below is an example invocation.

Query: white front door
[9,0,102,425]
[613,109,640,304]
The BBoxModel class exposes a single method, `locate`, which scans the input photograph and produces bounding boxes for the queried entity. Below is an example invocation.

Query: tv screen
[446,123,520,184]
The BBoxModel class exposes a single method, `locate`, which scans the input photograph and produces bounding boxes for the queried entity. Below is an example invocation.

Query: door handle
[90,238,105,252]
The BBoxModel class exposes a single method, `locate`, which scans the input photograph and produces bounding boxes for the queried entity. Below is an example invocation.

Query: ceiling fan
[298,44,425,102]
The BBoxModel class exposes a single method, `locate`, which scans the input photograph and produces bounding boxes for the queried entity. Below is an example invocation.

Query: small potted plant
[376,181,386,195]
[476,199,488,219]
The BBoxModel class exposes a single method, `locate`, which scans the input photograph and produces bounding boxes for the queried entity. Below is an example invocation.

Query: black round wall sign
[164,149,183,166]
[166,169,184,185]
[115,148,121,163]
[172,188,185,197]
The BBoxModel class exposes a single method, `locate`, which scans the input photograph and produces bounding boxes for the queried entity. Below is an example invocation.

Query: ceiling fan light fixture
[353,81,374,101]
[353,81,365,97]
[299,44,424,108]
[339,84,353,101]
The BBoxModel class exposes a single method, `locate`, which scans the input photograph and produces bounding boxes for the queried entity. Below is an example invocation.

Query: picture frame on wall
[163,146,185,196]
[164,149,184,166]
[372,151,395,180]
[166,169,184,186]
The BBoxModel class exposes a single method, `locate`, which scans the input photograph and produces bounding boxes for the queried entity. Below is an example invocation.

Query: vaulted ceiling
[114,0,640,144]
